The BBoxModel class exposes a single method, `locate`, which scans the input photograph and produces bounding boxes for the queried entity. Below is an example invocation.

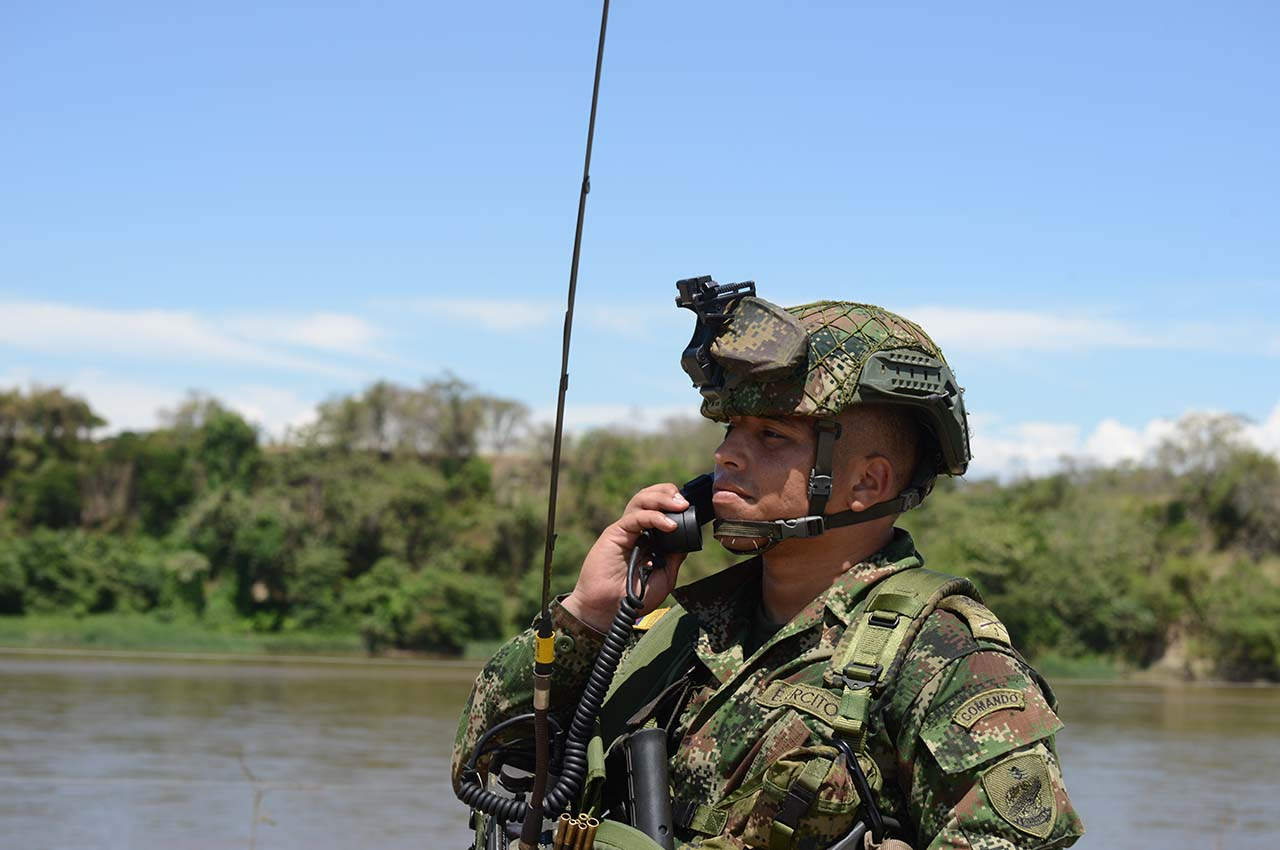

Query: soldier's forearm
[451,596,608,788]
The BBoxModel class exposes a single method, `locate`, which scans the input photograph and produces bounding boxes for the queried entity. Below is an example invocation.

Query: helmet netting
[706,301,945,420]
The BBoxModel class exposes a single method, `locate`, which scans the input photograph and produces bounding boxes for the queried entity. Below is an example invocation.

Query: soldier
[454,293,1084,849]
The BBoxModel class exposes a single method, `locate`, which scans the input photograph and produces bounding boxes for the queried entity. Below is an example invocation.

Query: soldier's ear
[847,454,895,512]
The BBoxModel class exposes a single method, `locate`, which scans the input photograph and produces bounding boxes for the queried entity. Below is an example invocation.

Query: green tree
[18,530,101,615]
[18,458,82,529]
[283,544,350,630]
[0,538,26,614]
[346,556,504,652]
[1201,560,1280,679]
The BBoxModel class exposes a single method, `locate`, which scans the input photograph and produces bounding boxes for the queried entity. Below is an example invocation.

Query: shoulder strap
[596,604,700,751]
[936,596,1010,646]
[827,567,979,753]
[767,567,972,850]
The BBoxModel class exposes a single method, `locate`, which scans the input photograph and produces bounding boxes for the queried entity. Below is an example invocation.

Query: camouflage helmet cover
[698,298,972,476]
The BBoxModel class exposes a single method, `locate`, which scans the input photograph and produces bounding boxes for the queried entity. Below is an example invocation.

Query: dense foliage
[1,385,1277,680]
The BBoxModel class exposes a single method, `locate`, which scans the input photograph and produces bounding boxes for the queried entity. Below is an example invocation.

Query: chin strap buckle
[899,488,922,512]
[807,469,833,499]
[776,515,826,539]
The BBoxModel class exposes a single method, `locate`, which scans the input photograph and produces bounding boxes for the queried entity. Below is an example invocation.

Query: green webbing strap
[674,770,768,837]
[806,418,842,517]
[712,479,929,544]
[713,515,824,541]
[829,568,977,753]
[768,757,830,850]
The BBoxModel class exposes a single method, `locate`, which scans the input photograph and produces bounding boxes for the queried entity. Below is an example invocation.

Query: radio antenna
[521,2,611,847]
[540,0,610,615]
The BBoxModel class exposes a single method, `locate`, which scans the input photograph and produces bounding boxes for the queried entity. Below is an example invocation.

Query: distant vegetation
[1,382,1277,680]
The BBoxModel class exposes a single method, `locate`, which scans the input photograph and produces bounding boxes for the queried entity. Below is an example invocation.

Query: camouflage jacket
[453,530,1084,850]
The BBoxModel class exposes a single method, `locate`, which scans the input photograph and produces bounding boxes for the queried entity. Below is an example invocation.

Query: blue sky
[2,0,1277,477]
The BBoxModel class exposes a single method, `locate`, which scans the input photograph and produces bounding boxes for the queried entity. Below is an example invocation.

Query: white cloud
[533,402,702,433]
[0,368,177,434]
[407,297,558,331]
[966,402,1280,480]
[401,297,684,339]
[1242,404,1280,456]
[0,300,364,378]
[224,386,320,440]
[903,306,1276,355]
[1082,417,1179,466]
[907,308,1131,352]
[396,298,1278,357]
[966,413,1082,479]
[585,304,683,340]
[228,312,389,358]
[0,368,319,440]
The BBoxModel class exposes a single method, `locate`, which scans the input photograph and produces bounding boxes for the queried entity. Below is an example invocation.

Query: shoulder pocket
[920,679,1063,774]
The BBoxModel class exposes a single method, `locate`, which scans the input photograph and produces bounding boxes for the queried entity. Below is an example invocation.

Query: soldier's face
[712,415,816,527]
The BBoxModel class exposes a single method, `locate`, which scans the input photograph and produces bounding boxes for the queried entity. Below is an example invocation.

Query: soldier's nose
[714,435,746,470]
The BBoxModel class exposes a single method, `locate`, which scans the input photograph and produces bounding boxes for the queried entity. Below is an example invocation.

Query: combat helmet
[675,276,970,547]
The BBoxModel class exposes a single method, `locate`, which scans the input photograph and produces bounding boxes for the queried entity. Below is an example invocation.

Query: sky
[2,0,1278,479]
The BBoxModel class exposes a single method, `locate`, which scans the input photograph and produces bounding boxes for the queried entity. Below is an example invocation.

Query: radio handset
[644,473,715,558]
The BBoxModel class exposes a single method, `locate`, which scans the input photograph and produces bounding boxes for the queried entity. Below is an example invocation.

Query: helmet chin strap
[712,417,934,550]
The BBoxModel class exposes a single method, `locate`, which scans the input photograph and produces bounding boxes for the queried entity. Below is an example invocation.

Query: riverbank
[0,613,1224,683]
[0,614,365,656]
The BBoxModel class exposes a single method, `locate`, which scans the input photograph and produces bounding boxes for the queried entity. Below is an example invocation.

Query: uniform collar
[812,527,923,628]
[672,529,923,681]
[671,555,763,653]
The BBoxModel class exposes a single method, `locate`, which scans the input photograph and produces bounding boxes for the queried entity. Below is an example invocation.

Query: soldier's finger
[615,509,679,536]
[625,484,687,513]
[639,553,686,612]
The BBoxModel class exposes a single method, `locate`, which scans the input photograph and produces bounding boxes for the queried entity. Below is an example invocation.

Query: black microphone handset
[643,473,714,559]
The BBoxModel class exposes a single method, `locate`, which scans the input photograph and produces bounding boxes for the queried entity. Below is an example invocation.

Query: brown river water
[1,651,1277,849]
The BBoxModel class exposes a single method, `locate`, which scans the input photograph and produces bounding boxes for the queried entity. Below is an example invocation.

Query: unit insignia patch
[982,753,1056,838]
[757,681,840,724]
[952,688,1025,729]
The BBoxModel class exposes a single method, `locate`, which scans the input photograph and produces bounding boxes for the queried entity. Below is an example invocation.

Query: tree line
[1,383,1277,679]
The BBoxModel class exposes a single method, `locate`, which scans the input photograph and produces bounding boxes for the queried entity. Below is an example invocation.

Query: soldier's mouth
[712,483,752,505]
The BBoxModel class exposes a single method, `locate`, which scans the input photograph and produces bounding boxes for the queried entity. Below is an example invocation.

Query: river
[0,651,1276,849]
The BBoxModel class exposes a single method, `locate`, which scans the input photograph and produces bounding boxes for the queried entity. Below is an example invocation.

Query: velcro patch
[939,596,1011,645]
[982,753,1056,838]
[757,681,840,724]
[952,688,1026,729]
[634,607,670,631]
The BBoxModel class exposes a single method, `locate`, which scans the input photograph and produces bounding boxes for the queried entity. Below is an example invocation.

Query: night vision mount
[675,276,756,402]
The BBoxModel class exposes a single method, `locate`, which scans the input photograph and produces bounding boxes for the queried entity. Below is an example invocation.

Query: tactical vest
[580,565,1020,850]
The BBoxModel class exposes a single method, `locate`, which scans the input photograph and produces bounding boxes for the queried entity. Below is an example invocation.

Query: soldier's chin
[716,534,769,554]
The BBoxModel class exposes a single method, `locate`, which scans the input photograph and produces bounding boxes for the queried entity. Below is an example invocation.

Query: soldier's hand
[562,483,690,633]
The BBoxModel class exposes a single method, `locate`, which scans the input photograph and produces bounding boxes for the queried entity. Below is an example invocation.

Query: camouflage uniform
[454,293,1083,848]
[453,529,1083,849]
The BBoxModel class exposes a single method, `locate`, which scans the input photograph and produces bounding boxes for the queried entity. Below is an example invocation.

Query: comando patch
[951,688,1026,729]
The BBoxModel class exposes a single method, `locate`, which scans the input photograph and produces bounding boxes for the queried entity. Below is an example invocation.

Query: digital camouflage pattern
[702,299,970,476]
[452,531,1083,849]
[704,300,944,422]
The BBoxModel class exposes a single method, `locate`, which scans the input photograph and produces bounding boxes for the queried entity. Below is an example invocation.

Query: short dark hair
[836,404,925,493]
